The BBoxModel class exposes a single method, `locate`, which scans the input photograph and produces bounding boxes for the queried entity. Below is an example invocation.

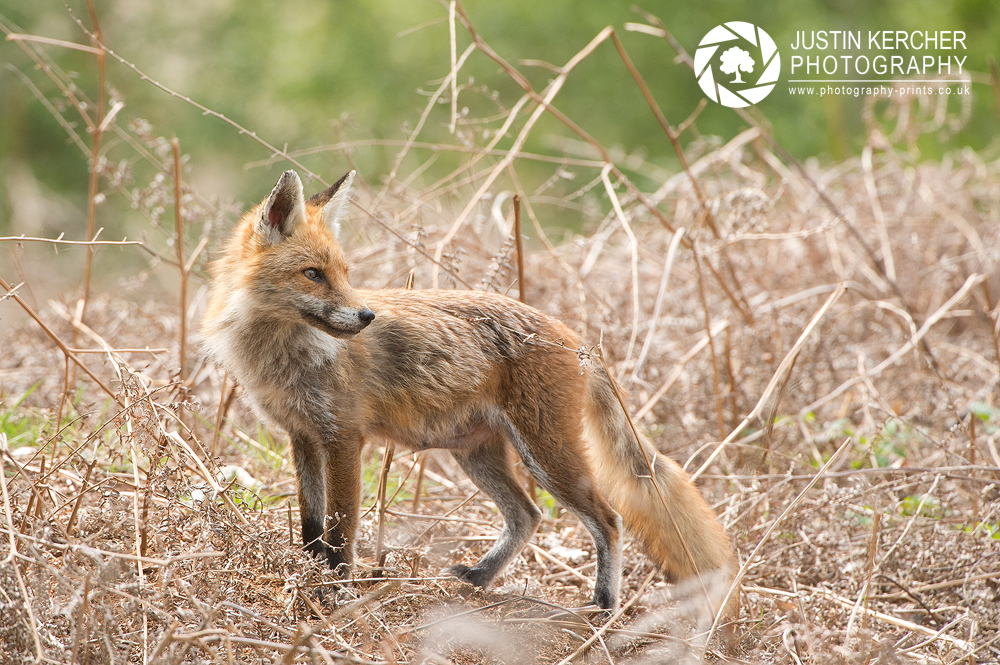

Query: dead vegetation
[2,4,1000,664]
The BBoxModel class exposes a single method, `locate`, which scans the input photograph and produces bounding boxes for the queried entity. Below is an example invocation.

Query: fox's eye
[303,268,324,282]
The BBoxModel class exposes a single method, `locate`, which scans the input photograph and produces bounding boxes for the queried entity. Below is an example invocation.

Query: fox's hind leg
[504,419,623,610]
[449,436,542,589]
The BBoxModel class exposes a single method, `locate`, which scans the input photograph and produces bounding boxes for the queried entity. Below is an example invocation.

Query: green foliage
[900,493,942,518]
[244,422,287,471]
[361,446,385,504]
[2,0,999,235]
[0,383,44,448]
[968,401,1000,434]
[844,507,872,528]
[965,521,1000,539]
[535,488,559,521]
[834,418,927,470]
[868,419,911,469]
[360,446,417,510]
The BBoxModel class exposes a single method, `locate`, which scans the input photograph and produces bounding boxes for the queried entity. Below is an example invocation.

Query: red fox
[203,170,736,611]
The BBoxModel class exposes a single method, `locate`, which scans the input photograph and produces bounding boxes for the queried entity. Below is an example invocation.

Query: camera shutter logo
[695,22,780,108]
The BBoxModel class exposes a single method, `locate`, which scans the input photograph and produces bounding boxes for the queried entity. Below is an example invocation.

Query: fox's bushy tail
[583,367,736,587]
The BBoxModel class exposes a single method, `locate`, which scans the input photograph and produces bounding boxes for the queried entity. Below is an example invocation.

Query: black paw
[314,584,332,606]
[592,587,617,611]
[449,564,494,588]
[303,540,352,580]
[326,548,352,575]
[304,537,328,561]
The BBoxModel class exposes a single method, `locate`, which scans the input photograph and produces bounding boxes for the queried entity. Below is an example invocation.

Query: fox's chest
[216,322,348,434]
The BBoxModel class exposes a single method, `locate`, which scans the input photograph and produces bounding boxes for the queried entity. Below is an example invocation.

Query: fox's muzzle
[301,306,375,338]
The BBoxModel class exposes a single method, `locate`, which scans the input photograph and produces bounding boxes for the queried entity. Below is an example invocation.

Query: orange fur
[203,170,737,613]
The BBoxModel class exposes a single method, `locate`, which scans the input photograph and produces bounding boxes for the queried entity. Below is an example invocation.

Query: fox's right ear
[307,170,355,238]
[255,170,306,245]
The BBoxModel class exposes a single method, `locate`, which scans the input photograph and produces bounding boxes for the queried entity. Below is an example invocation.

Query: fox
[202,169,737,612]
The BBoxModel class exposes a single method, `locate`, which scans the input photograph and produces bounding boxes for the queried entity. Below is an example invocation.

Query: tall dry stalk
[172,138,188,386]
[80,0,106,324]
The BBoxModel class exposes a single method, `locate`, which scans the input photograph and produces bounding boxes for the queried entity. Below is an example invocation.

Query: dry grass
[2,4,1000,664]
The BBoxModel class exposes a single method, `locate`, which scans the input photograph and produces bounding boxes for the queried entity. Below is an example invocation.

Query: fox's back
[346,289,585,439]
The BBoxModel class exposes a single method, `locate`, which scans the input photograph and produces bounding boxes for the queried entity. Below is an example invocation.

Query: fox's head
[209,170,375,339]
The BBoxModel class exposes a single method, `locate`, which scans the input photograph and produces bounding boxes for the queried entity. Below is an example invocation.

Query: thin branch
[0,234,142,247]
[80,0,106,324]
[512,194,525,304]
[172,138,188,385]
[705,436,854,648]
[431,20,614,286]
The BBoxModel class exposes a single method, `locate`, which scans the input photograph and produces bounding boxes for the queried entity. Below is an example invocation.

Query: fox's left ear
[307,170,355,237]
[256,170,306,245]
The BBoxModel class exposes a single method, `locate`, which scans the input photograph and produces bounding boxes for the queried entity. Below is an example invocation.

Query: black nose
[359,309,375,326]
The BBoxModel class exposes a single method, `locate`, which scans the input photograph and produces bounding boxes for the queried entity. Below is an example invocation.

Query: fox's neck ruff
[204,287,347,427]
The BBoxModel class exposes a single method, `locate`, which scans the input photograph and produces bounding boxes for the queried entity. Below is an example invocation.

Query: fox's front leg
[322,432,363,573]
[291,433,332,564]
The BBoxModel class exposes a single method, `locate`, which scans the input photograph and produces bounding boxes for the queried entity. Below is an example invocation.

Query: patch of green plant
[228,485,272,512]
[845,507,874,527]
[361,448,384,502]
[360,447,418,509]
[968,402,999,434]
[846,419,919,469]
[383,467,415,507]
[798,416,850,468]
[215,420,287,472]
[0,383,48,448]
[870,420,909,468]
[963,522,1000,539]
[900,493,942,518]
[535,488,559,521]
[818,417,853,443]
[256,424,285,457]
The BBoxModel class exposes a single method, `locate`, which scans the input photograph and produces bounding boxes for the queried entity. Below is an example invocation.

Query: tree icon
[720,46,755,84]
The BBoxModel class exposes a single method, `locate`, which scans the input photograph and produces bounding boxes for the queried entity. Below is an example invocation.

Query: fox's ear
[307,170,355,237]
[256,170,306,245]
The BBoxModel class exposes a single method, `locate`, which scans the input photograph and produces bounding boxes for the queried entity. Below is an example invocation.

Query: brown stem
[691,245,725,441]
[609,31,719,238]
[56,355,71,433]
[66,460,97,536]
[411,454,427,512]
[374,442,396,566]
[455,6,754,323]
[80,0,106,325]
[210,372,230,457]
[172,138,187,385]
[989,59,1000,117]
[513,194,526,304]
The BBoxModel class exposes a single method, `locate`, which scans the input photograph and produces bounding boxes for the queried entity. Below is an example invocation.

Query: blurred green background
[0,0,997,238]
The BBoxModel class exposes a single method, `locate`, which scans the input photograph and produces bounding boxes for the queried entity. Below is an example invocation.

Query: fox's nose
[359,309,375,327]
